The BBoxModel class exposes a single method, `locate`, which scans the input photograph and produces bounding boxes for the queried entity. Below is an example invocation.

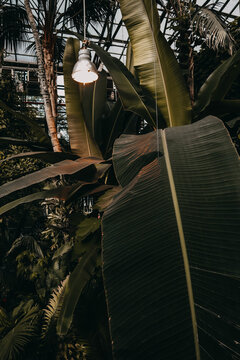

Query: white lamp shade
[72,48,98,84]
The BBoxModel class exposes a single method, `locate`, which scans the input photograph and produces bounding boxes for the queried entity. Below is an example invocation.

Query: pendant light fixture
[71,0,98,84]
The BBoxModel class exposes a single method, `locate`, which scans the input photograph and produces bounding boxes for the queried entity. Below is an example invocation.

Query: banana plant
[102,115,240,360]
[99,1,240,359]
[1,1,240,356]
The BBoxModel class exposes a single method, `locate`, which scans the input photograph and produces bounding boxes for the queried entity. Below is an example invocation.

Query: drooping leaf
[194,48,240,117]
[0,181,112,216]
[0,151,79,165]
[0,157,103,200]
[63,38,102,158]
[0,137,50,150]
[119,0,192,127]
[102,116,240,359]
[57,244,99,336]
[89,41,157,128]
[0,185,77,216]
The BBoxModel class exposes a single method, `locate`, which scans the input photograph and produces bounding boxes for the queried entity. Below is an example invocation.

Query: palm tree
[2,0,112,152]
[157,0,235,103]
[0,1,28,69]
[24,0,62,152]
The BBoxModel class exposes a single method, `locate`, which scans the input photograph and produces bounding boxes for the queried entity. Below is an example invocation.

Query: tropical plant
[0,1,28,68]
[1,0,113,151]
[102,115,240,360]
[1,0,240,359]
[0,300,39,360]
[97,0,240,359]
[162,0,236,102]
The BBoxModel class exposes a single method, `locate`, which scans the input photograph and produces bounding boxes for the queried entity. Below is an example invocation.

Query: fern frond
[0,305,39,360]
[193,8,235,54]
[42,275,69,338]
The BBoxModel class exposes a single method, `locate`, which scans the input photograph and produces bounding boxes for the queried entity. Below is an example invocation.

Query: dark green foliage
[102,117,240,359]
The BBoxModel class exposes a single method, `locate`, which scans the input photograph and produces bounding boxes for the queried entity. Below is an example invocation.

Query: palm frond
[25,35,66,62]
[7,235,44,258]
[64,0,112,33]
[42,275,69,338]
[0,4,28,51]
[192,8,235,54]
[0,304,39,360]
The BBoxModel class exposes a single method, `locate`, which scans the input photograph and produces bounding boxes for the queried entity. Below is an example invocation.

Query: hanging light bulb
[72,46,98,84]
[71,0,98,84]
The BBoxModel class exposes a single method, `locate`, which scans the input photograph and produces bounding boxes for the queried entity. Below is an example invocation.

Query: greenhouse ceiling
[3,0,240,69]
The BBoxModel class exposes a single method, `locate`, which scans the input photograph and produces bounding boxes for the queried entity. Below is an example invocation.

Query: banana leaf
[119,0,192,128]
[194,48,240,117]
[0,151,78,164]
[0,182,112,216]
[0,137,51,150]
[102,116,240,359]
[0,158,103,200]
[81,70,108,144]
[63,38,102,158]
[102,99,128,158]
[89,42,157,128]
[126,41,136,77]
[64,33,157,128]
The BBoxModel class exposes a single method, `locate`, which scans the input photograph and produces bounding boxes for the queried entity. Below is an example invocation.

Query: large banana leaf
[0,158,103,200]
[119,0,192,127]
[194,48,240,117]
[63,38,102,158]
[102,117,240,359]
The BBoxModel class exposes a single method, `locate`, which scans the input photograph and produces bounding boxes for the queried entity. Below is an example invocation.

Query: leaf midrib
[161,129,200,360]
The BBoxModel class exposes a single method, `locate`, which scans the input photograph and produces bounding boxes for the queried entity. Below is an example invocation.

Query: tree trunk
[43,46,58,122]
[188,44,194,105]
[24,0,62,152]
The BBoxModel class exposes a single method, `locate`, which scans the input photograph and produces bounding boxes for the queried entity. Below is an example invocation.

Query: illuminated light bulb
[71,48,98,84]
